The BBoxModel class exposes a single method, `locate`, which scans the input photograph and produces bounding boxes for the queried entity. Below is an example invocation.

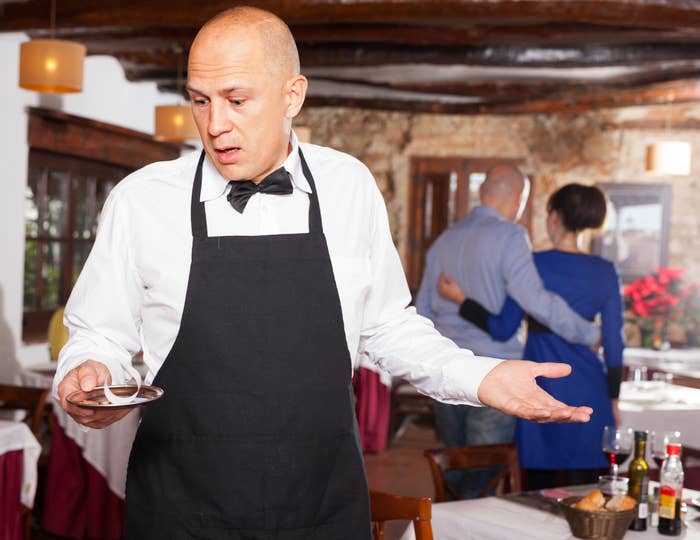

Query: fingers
[533,362,572,379]
[77,361,102,391]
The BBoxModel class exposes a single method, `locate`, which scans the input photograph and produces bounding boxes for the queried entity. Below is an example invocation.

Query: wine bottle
[627,430,649,531]
[658,443,684,536]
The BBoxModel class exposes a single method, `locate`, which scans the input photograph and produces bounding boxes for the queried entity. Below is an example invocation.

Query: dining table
[618,380,700,451]
[20,363,142,540]
[0,420,41,540]
[398,484,700,540]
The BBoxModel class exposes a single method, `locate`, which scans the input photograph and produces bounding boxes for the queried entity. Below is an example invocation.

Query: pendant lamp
[18,0,85,93]
[154,104,199,142]
[154,48,199,142]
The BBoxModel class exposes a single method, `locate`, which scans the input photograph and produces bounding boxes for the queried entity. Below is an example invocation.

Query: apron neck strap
[190,148,324,239]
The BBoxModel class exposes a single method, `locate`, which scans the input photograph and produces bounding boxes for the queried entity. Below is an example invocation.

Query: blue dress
[485,250,624,470]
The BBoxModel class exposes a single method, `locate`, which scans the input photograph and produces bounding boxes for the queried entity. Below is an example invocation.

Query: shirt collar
[199,130,312,202]
[472,204,506,221]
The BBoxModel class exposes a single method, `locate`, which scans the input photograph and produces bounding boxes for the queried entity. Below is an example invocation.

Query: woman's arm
[437,274,525,341]
[601,264,625,416]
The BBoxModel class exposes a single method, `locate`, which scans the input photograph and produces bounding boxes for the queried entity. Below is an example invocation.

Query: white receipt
[103,364,143,405]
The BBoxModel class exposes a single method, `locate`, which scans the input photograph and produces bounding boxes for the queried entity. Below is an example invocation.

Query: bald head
[192,7,299,80]
[479,164,529,222]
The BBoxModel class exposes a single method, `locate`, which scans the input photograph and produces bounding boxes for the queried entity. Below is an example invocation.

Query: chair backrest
[0,385,50,439]
[424,443,521,502]
[369,489,433,540]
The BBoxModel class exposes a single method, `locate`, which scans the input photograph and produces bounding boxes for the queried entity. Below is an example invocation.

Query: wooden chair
[388,379,435,444]
[370,489,433,540]
[424,443,521,502]
[0,385,52,540]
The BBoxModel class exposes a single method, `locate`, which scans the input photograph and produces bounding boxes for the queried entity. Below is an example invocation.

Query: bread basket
[560,496,636,540]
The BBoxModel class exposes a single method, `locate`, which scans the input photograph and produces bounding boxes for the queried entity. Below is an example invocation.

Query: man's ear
[284,75,308,119]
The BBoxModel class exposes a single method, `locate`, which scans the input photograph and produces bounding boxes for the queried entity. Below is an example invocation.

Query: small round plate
[67,385,164,410]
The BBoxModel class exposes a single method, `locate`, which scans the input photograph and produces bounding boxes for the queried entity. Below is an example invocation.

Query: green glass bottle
[628,430,650,531]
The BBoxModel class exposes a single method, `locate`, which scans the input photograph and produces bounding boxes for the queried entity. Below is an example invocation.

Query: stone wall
[296,103,700,281]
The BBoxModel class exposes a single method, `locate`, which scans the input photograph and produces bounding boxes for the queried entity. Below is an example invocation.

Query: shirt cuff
[436,354,504,406]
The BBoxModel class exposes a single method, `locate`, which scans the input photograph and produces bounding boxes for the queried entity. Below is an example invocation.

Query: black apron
[124,151,371,539]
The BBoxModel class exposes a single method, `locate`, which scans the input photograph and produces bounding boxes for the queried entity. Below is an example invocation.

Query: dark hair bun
[546,183,607,232]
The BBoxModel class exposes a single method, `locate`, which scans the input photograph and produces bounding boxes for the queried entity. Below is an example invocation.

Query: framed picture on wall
[591,183,671,283]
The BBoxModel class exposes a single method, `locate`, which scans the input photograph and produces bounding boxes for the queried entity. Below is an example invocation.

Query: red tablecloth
[42,417,124,540]
[353,367,391,453]
[0,449,23,540]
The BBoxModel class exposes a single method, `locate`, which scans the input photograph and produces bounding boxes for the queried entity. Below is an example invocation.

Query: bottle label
[659,485,676,519]
[638,502,648,519]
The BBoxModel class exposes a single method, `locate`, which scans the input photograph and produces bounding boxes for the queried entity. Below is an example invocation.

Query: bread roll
[574,490,605,511]
[605,493,636,511]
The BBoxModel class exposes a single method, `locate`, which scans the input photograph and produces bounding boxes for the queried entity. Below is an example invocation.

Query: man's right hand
[57,360,132,429]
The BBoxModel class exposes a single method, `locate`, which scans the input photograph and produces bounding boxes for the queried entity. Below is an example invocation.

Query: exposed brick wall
[296,103,700,281]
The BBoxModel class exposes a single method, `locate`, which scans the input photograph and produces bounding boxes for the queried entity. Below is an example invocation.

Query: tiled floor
[364,418,439,498]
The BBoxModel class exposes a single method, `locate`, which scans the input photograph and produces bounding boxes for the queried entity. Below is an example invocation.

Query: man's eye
[193,99,208,106]
[231,99,244,106]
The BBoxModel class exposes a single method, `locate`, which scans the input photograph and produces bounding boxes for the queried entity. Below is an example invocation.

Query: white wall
[0,33,184,381]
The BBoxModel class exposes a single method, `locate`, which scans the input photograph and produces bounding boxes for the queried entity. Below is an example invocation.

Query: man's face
[187,31,292,182]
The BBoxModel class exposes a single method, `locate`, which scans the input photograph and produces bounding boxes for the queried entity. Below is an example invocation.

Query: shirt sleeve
[358,178,502,406]
[53,188,143,398]
[501,229,599,345]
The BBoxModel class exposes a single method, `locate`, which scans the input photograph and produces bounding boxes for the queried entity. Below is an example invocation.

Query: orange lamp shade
[154,105,199,142]
[19,39,86,93]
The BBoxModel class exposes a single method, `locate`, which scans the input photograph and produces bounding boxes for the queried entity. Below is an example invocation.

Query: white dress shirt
[55,132,502,406]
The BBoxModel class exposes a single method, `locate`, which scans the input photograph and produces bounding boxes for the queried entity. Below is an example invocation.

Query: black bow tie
[226,167,294,213]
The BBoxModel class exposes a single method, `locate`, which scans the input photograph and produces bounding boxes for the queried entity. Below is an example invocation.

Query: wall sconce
[18,0,85,93]
[645,141,692,176]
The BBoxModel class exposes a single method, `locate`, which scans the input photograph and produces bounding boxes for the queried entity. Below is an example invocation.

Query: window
[23,150,128,338]
[22,107,185,341]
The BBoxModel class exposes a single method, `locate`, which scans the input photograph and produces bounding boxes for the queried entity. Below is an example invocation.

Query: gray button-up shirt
[416,205,598,359]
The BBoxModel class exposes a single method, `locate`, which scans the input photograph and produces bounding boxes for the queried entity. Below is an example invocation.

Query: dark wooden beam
[297,42,700,68]
[4,0,700,32]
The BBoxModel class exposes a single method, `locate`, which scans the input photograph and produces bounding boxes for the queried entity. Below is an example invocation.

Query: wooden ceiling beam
[4,0,700,33]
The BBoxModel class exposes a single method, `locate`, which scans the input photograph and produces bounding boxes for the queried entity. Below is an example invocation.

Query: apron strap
[298,148,324,237]
[190,151,208,239]
[189,148,324,239]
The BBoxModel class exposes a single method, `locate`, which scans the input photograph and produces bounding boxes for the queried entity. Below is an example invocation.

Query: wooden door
[407,157,528,295]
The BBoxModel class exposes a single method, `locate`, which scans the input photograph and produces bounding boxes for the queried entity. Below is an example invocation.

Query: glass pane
[41,242,63,309]
[24,173,40,237]
[23,240,39,310]
[73,240,93,284]
[74,175,98,239]
[96,179,117,230]
[468,172,487,211]
[44,170,70,237]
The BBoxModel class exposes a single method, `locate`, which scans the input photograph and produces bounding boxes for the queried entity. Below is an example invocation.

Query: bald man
[416,164,599,498]
[56,8,593,538]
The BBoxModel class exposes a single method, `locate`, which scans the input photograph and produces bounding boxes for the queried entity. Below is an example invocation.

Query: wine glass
[650,430,681,468]
[602,426,633,477]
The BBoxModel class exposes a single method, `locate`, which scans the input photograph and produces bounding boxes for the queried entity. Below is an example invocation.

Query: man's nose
[208,101,233,137]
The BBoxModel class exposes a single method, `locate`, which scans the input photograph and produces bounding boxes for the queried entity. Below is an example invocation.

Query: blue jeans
[433,401,515,499]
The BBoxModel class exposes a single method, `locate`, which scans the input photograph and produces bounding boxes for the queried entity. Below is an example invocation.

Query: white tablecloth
[619,381,700,450]
[0,420,41,508]
[624,347,700,377]
[20,366,140,499]
[398,487,700,540]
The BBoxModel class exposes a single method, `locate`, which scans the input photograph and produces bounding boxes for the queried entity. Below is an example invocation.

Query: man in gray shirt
[415,164,599,497]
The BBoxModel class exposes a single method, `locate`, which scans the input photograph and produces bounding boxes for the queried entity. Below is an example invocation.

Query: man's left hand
[477,360,593,423]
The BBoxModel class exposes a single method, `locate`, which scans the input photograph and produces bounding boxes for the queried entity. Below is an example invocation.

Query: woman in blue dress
[438,183,624,489]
